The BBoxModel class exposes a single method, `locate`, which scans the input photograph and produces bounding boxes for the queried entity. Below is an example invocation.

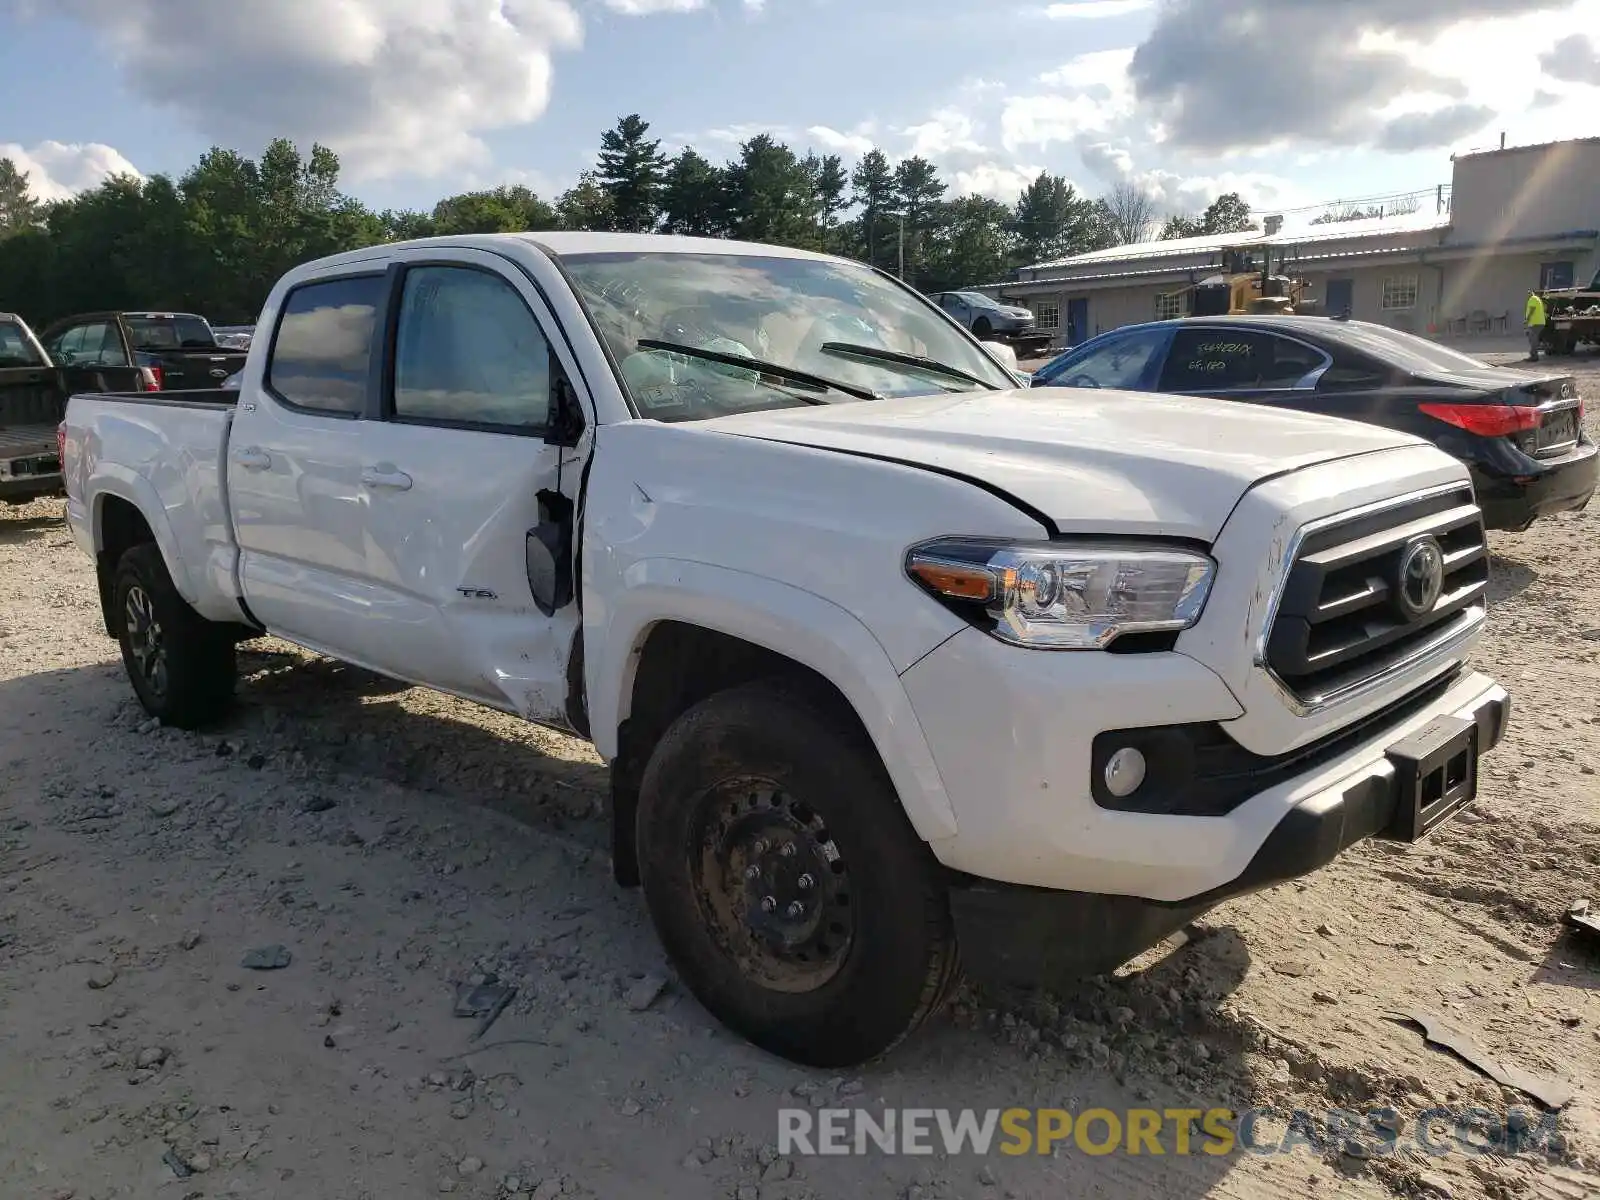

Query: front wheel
[636,681,960,1067]
[113,544,237,729]
[971,317,993,338]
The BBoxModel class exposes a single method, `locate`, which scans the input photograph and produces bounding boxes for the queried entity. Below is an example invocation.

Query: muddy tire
[636,680,960,1067]
[113,543,236,729]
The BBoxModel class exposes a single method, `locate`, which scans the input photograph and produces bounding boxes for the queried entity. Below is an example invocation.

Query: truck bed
[62,387,243,621]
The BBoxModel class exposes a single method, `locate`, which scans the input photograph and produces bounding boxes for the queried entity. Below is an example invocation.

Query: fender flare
[89,469,198,605]
[589,557,960,844]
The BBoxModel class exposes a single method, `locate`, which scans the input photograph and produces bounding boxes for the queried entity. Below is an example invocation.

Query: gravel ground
[2,356,1598,1200]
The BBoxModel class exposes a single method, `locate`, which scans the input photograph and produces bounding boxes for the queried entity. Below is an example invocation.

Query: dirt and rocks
[2,355,1598,1200]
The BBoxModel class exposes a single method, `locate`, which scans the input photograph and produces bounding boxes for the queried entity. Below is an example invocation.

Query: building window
[1381,275,1419,310]
[1031,301,1060,331]
[1154,291,1187,320]
[1540,261,1575,291]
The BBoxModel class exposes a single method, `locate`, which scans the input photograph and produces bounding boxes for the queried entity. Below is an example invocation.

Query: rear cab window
[265,275,387,415]
[125,314,217,351]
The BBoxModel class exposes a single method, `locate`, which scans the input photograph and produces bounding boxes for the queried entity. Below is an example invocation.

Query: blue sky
[3,0,1600,222]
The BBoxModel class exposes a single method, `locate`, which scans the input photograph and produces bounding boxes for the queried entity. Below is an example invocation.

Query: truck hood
[706,387,1424,542]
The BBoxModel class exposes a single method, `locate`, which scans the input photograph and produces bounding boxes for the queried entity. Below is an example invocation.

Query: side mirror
[980,339,1019,374]
[526,489,574,616]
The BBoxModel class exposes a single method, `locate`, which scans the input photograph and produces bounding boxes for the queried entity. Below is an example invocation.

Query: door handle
[361,465,413,491]
[231,446,271,470]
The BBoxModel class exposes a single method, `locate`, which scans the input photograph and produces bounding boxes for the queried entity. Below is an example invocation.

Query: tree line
[0,115,1262,328]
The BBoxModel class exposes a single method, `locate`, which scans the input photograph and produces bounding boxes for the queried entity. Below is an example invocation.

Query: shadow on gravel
[1487,553,1539,604]
[228,644,613,846]
[1535,933,1600,994]
[0,514,64,545]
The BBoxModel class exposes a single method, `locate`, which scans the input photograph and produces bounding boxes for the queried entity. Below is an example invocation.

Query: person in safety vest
[1525,288,1547,362]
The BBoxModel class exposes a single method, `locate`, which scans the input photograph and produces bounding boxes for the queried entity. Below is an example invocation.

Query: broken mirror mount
[527,489,574,617]
[546,370,586,449]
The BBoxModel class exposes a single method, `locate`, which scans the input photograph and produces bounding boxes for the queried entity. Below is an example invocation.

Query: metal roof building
[984,137,1600,350]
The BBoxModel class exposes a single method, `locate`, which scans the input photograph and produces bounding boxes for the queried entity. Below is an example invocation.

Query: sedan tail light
[1418,402,1543,438]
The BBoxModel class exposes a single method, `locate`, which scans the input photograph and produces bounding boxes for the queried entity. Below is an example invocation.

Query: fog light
[1103,747,1147,797]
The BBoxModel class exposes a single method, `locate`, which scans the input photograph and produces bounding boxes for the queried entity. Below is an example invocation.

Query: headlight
[905,537,1215,649]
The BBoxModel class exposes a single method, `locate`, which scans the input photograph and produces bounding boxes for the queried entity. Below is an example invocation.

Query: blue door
[1325,279,1353,318]
[1067,298,1089,346]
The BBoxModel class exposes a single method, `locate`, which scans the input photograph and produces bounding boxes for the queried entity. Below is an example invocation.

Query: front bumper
[1474,441,1598,530]
[945,676,1509,990]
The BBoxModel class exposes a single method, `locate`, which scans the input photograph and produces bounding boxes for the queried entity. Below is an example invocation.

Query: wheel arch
[90,485,189,637]
[591,561,958,886]
[89,475,196,627]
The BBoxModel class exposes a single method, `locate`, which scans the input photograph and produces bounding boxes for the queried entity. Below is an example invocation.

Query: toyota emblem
[1395,537,1445,619]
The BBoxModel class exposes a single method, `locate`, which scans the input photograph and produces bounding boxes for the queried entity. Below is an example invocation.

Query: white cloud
[806,125,876,157]
[902,109,985,159]
[1043,0,1152,18]
[1038,47,1135,90]
[0,140,143,202]
[602,0,704,11]
[1000,92,1121,152]
[951,162,1046,201]
[31,0,584,182]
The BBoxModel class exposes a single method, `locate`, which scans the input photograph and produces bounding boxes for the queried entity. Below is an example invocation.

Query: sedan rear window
[1328,322,1495,374]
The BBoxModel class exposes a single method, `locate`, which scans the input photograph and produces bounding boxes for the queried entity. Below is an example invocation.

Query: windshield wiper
[635,339,881,403]
[818,342,1000,390]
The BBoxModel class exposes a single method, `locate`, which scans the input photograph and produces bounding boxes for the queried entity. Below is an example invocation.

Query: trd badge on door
[456,586,497,599]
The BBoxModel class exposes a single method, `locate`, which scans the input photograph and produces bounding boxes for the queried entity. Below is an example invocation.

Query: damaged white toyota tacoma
[60,233,1509,1067]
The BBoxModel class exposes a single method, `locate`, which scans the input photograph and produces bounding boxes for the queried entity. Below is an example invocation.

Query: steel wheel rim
[691,777,855,993]
[124,584,168,700]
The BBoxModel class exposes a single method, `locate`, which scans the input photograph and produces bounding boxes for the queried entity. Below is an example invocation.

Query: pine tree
[849,150,898,270]
[660,148,727,236]
[0,158,43,238]
[892,156,946,284]
[595,114,667,232]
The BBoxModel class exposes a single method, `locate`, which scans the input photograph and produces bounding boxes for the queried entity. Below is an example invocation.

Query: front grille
[1264,485,1488,704]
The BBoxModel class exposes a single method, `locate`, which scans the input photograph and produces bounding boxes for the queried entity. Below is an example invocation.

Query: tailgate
[0,366,67,427]
[155,349,249,389]
[0,422,61,479]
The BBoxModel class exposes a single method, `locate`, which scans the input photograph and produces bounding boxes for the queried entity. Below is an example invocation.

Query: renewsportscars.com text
[778,1106,1567,1159]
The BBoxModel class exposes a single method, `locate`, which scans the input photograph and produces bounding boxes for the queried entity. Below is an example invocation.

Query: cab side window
[391,266,553,432]
[266,275,386,414]
[49,325,88,363]
[84,322,129,367]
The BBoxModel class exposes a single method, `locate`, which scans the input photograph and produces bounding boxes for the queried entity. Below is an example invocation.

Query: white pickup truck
[62,233,1509,1067]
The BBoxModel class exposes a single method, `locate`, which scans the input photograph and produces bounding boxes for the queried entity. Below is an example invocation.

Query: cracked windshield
[563,251,1016,420]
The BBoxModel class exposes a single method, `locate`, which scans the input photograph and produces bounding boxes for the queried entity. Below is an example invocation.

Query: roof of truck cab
[302,231,843,273]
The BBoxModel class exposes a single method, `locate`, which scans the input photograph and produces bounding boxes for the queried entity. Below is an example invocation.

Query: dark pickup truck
[1,312,162,503]
[37,310,248,392]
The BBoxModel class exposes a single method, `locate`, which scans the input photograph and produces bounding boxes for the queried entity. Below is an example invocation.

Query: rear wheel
[113,544,236,729]
[636,680,960,1067]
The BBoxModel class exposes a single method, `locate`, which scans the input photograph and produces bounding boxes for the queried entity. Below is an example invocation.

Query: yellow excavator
[1186,247,1320,317]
